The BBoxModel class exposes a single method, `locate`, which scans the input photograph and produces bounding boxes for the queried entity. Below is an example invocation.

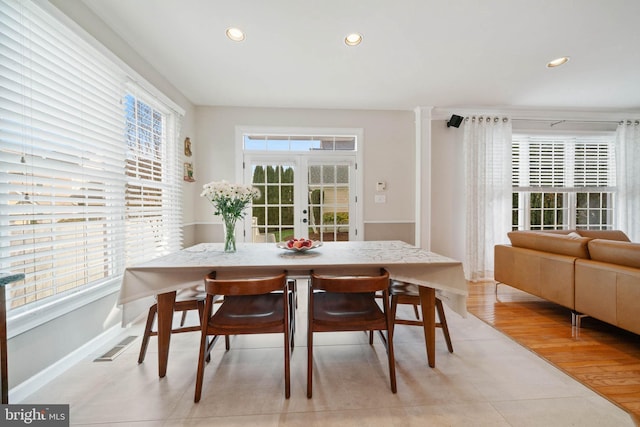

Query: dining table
[119,240,468,378]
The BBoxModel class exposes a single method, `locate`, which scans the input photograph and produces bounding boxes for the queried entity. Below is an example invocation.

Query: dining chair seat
[312,292,387,328]
[209,294,285,331]
[194,272,291,402]
[307,269,396,398]
[390,280,453,353]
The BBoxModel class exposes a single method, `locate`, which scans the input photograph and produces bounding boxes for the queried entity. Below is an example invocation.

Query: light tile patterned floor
[20,284,635,426]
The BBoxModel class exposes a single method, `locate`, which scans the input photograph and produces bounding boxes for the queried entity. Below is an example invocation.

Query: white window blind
[0,0,183,315]
[123,90,183,267]
[513,136,616,191]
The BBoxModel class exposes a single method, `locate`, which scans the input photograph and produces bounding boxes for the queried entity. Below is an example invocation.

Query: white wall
[430,120,466,261]
[192,106,417,243]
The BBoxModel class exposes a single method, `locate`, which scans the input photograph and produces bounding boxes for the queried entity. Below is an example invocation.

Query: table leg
[418,286,436,368]
[156,291,176,378]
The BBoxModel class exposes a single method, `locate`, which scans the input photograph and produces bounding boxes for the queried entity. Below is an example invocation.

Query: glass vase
[222,215,237,253]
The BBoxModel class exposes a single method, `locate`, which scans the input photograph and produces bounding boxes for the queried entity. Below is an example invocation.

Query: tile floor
[20,285,635,426]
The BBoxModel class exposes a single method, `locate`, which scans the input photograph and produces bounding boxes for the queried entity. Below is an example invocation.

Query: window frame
[511,132,617,231]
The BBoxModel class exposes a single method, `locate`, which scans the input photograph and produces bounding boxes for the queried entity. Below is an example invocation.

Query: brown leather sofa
[494,230,640,335]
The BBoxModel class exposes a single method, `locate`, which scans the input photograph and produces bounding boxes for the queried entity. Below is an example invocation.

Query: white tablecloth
[119,240,468,325]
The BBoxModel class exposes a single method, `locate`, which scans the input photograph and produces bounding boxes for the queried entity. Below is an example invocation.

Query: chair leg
[194,328,210,402]
[307,286,314,398]
[288,289,296,349]
[412,303,420,320]
[138,305,157,364]
[436,298,453,353]
[307,330,313,398]
[180,310,188,327]
[386,315,397,393]
[284,307,291,399]
[389,295,399,336]
[289,280,298,309]
[195,301,212,363]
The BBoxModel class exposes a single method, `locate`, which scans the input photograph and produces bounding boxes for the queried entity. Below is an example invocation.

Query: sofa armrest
[495,244,576,309]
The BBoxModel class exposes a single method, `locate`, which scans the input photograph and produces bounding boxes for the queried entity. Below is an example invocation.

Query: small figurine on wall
[184,162,195,182]
[184,137,192,157]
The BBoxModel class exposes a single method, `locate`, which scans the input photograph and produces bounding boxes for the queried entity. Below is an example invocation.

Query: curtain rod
[512,118,639,127]
[430,107,640,123]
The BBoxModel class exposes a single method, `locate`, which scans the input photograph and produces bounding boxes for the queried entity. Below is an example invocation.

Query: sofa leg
[572,312,588,328]
[576,314,588,329]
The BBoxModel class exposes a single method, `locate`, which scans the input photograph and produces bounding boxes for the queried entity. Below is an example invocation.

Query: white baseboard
[10,324,126,403]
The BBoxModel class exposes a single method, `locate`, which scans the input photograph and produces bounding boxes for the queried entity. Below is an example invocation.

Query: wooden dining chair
[138,287,206,364]
[194,271,291,402]
[307,269,396,398]
[389,280,453,353]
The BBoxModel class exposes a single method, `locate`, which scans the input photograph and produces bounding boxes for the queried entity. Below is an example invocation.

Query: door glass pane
[250,164,295,242]
[323,166,335,183]
[308,164,350,242]
[309,165,321,185]
[336,165,349,183]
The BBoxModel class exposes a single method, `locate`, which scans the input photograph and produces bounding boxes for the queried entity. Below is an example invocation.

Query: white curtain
[615,120,640,242]
[463,116,513,281]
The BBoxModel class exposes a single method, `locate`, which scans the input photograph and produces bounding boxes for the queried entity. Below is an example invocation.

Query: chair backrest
[311,269,389,293]
[204,272,288,296]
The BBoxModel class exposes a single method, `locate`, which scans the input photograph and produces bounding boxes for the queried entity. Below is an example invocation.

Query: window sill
[6,278,122,339]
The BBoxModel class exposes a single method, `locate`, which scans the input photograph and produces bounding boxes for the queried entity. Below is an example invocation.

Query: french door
[243,154,358,243]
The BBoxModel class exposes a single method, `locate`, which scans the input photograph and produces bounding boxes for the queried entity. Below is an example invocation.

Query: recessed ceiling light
[226,27,245,42]
[344,33,363,46]
[546,56,570,68]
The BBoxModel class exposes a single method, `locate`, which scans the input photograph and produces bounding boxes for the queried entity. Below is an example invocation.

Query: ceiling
[81,0,640,112]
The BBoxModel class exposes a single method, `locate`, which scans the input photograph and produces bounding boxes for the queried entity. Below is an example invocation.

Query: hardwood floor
[467,281,640,424]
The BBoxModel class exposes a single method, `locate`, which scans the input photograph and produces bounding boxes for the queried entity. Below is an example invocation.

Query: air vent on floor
[93,335,138,362]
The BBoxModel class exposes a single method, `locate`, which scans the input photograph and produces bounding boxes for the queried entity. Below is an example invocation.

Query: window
[244,134,356,152]
[0,0,182,317]
[124,93,183,267]
[512,135,616,230]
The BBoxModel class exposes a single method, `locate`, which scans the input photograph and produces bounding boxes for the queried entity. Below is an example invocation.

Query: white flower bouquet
[201,180,260,252]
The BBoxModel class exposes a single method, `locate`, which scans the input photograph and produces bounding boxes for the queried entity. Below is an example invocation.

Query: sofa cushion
[576,230,630,242]
[587,239,640,269]
[507,231,591,259]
